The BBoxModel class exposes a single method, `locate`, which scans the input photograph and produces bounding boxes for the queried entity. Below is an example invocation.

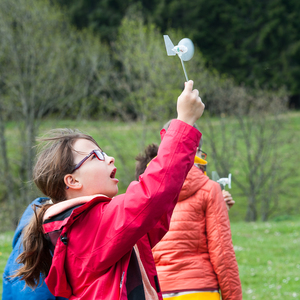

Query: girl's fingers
[193,89,199,97]
[184,80,194,92]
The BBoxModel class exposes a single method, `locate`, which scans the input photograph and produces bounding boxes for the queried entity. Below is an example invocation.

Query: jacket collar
[43,195,111,234]
[43,194,109,221]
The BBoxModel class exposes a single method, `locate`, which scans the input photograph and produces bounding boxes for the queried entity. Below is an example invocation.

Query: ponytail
[13,203,53,288]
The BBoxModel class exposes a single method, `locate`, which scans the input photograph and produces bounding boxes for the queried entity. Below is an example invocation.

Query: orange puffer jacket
[152,165,242,300]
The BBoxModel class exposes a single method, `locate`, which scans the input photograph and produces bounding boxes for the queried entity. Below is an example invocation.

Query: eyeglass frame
[197,148,207,160]
[72,150,106,173]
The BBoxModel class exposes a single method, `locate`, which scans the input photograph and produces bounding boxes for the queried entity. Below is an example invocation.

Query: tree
[201,81,294,221]
[111,11,184,147]
[56,0,164,42]
[155,0,300,107]
[0,0,111,228]
[56,0,300,107]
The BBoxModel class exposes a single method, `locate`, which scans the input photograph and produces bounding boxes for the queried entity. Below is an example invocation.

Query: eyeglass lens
[94,150,105,161]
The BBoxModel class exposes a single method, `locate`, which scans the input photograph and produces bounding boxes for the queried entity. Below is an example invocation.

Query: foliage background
[57,0,300,108]
[0,0,299,227]
[0,0,300,298]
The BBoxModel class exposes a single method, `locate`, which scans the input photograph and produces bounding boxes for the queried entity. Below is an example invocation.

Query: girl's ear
[64,174,82,190]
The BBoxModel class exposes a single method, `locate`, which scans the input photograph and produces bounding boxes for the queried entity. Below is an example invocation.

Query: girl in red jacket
[14,81,204,300]
[135,132,242,300]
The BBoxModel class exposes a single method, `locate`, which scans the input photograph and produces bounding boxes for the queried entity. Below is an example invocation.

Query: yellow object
[163,292,220,300]
[194,156,207,175]
[194,156,207,165]
[146,158,156,167]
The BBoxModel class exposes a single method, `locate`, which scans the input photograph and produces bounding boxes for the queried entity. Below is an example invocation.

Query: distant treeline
[57,0,300,108]
[0,0,296,228]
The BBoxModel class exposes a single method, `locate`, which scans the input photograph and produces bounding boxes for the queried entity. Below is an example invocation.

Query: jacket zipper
[120,271,125,289]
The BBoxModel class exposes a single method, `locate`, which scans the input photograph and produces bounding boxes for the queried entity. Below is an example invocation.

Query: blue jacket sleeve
[2,197,67,300]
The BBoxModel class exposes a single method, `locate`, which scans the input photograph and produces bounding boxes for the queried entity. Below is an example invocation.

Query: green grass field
[1,218,299,299]
[0,111,299,298]
[231,219,300,299]
[2,111,299,224]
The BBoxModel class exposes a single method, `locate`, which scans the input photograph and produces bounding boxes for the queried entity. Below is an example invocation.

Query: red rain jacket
[152,166,242,299]
[43,120,201,300]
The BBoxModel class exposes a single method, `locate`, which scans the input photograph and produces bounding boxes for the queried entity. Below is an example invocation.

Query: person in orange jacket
[135,127,242,300]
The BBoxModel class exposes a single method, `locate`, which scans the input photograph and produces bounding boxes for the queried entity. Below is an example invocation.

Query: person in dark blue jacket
[2,197,67,300]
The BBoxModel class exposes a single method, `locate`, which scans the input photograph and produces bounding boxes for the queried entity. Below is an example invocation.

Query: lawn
[231,219,300,299]
[40,111,300,223]
[1,218,299,299]
[1,112,299,225]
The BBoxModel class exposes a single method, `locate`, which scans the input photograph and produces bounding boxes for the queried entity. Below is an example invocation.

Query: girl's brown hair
[14,129,100,288]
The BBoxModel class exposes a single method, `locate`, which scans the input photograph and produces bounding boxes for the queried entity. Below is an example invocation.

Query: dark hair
[14,204,52,288]
[135,143,159,180]
[13,129,100,288]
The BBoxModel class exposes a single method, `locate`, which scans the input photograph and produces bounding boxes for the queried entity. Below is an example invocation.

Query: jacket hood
[43,195,111,237]
[178,165,209,202]
[43,194,109,222]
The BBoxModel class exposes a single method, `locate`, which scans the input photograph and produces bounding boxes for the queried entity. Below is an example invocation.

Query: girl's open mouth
[110,168,117,179]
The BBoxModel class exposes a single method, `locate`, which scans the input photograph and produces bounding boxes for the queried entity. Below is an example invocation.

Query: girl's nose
[106,155,115,164]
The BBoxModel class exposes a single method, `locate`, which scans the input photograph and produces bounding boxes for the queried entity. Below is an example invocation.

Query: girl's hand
[177,80,205,126]
[222,190,235,211]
